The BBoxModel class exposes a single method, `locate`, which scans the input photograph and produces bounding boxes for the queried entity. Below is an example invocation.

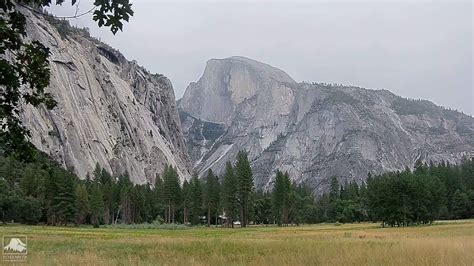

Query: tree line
[313,159,474,226]
[0,150,472,227]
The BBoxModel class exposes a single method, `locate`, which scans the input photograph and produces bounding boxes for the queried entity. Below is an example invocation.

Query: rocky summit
[179,56,474,192]
[19,8,191,183]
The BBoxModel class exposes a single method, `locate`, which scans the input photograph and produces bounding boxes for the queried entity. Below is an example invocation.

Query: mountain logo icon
[3,236,27,254]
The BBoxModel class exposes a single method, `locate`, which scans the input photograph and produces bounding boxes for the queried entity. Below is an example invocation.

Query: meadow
[1,220,473,265]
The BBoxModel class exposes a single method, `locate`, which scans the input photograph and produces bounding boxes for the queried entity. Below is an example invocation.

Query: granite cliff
[20,8,191,183]
[179,56,474,192]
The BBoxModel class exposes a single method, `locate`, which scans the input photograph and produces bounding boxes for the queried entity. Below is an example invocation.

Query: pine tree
[118,173,133,224]
[100,168,114,224]
[328,176,340,222]
[235,151,254,227]
[111,176,122,224]
[54,172,76,225]
[222,162,239,227]
[20,163,47,198]
[293,184,316,225]
[182,179,191,224]
[214,177,221,226]
[85,173,93,191]
[74,184,90,225]
[204,169,220,226]
[163,166,181,223]
[414,159,427,175]
[130,185,145,223]
[93,163,102,181]
[44,168,60,225]
[253,191,272,225]
[283,172,292,225]
[18,196,42,225]
[190,173,203,225]
[140,184,154,223]
[0,179,15,224]
[272,170,286,225]
[452,189,469,219]
[90,184,104,227]
[153,174,165,221]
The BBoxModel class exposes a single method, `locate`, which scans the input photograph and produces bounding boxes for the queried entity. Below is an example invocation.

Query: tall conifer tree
[235,151,254,227]
[222,162,239,227]
[190,174,203,225]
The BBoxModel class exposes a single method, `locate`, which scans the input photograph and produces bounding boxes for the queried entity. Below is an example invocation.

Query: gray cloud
[48,0,473,115]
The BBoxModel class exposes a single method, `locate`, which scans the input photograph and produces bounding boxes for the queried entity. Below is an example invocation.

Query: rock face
[178,111,225,169]
[20,9,191,183]
[179,56,474,193]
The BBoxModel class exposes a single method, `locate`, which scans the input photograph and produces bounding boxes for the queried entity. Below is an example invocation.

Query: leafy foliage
[0,0,133,161]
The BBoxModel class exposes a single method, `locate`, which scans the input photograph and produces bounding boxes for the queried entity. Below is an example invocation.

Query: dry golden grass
[1,220,473,265]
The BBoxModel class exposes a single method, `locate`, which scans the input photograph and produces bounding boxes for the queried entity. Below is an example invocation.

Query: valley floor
[0,220,473,265]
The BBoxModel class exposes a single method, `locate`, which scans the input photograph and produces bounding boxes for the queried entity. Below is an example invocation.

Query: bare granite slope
[20,9,191,183]
[179,56,474,192]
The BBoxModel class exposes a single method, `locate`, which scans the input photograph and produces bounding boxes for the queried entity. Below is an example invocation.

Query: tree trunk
[173,204,176,224]
[104,207,110,224]
[167,201,171,223]
[115,206,121,224]
[244,204,249,227]
[183,207,187,224]
[241,203,246,227]
[207,205,211,227]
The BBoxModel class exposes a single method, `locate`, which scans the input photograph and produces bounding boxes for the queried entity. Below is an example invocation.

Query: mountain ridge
[179,56,474,192]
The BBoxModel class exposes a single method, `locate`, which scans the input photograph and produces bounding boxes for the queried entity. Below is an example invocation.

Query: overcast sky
[48,0,473,115]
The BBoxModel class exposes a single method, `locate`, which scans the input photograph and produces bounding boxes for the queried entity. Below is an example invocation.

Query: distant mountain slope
[20,8,191,183]
[178,110,226,168]
[179,56,474,192]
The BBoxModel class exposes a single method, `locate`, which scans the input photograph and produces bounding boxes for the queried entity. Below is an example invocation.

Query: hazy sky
[48,0,473,115]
